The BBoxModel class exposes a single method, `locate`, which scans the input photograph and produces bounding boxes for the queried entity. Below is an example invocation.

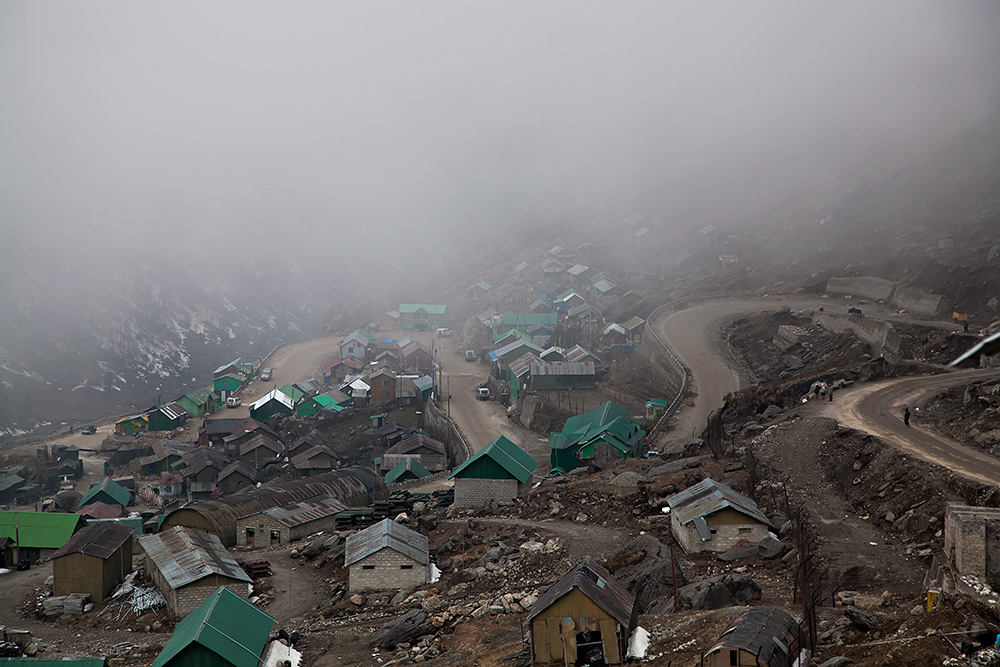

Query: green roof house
[79,477,132,510]
[467,281,492,300]
[151,587,275,667]
[398,304,447,331]
[449,435,537,508]
[0,510,85,564]
[384,457,432,484]
[549,401,645,472]
[213,373,242,402]
[147,402,188,432]
[278,383,306,404]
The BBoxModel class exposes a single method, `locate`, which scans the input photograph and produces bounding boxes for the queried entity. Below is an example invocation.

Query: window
[710,529,718,535]
[739,528,752,535]
[362,565,375,570]
[401,565,413,570]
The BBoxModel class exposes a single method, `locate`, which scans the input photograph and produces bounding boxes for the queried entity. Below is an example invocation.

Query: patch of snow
[627,626,650,659]
[429,563,441,583]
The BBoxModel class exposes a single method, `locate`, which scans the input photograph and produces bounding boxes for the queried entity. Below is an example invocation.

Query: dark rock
[671,574,761,611]
[757,535,787,560]
[610,534,688,608]
[480,547,502,565]
[760,405,783,421]
[717,545,757,562]
[437,558,452,571]
[417,515,438,533]
[818,658,853,667]
[723,461,744,473]
[370,610,435,648]
[301,537,327,559]
[844,606,879,631]
[894,512,930,533]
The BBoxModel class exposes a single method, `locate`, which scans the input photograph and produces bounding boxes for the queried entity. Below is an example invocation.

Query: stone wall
[349,549,427,593]
[453,477,518,508]
[944,504,1000,588]
[671,514,770,553]
[826,276,895,301]
[173,580,250,616]
[813,312,901,358]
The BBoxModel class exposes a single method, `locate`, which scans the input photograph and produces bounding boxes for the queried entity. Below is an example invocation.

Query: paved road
[651,295,1000,484]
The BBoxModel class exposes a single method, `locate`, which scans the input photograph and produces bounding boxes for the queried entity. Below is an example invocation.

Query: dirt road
[652,295,1000,484]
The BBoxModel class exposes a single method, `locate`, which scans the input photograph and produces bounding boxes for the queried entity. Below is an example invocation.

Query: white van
[436,328,452,337]
[226,396,242,408]
[476,387,490,401]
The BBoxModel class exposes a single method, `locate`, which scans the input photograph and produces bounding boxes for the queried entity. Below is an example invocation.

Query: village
[1,212,1000,667]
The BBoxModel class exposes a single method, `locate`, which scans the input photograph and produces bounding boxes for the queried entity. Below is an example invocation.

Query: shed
[665,478,774,553]
[528,557,639,665]
[216,461,256,496]
[381,433,447,472]
[114,413,150,436]
[212,374,242,402]
[79,477,132,511]
[646,398,668,420]
[139,526,252,616]
[0,511,85,564]
[151,586,275,667]
[529,361,596,390]
[449,435,537,508]
[236,497,346,547]
[248,389,295,423]
[290,445,340,475]
[549,402,645,472]
[51,522,134,601]
[384,457,431,484]
[703,606,802,667]
[147,403,189,432]
[345,518,429,593]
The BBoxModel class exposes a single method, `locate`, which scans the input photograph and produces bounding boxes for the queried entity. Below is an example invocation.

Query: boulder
[717,545,757,562]
[370,610,435,648]
[610,534,688,608]
[760,405,783,421]
[844,606,879,631]
[667,574,761,611]
[757,535,787,560]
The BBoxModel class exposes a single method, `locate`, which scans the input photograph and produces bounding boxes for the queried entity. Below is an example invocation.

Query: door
[270,530,281,545]
[245,528,255,548]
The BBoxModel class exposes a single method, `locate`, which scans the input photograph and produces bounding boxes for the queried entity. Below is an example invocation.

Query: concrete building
[703,606,802,667]
[449,435,537,508]
[945,503,1000,589]
[345,519,429,593]
[529,557,638,665]
[236,497,346,547]
[665,478,774,554]
[51,522,134,602]
[139,526,252,616]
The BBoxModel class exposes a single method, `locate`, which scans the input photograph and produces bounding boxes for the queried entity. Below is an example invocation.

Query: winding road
[650,295,1000,485]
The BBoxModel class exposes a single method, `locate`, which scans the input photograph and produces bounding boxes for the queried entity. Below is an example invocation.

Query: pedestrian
[828,386,834,402]
[903,406,910,427]
[964,321,970,333]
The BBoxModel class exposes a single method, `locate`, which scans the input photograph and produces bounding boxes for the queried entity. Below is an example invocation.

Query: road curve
[653,296,1000,485]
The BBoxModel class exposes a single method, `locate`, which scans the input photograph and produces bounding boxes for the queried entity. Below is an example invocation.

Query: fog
[4,1,998,265]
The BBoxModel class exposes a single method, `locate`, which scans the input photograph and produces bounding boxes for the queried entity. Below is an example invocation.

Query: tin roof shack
[530,361,596,390]
[151,586,275,667]
[177,448,231,499]
[290,445,340,475]
[199,417,277,448]
[398,304,447,331]
[248,389,295,423]
[286,429,328,459]
[548,401,645,472]
[345,518,429,593]
[216,462,256,496]
[384,457,431,484]
[528,557,639,665]
[449,435,537,509]
[238,433,284,469]
[147,403,189,432]
[0,511,85,565]
[139,526,252,616]
[51,522,134,601]
[161,467,388,547]
[703,606,802,667]
[665,478,774,553]
[79,477,132,512]
[235,497,345,548]
[381,433,448,473]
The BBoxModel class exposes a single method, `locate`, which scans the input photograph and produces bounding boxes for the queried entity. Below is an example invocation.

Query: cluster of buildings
[327,327,436,409]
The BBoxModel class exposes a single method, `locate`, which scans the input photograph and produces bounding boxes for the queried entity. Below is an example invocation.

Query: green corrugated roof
[79,477,131,509]
[384,458,432,484]
[621,316,646,331]
[279,384,305,403]
[469,281,492,292]
[450,435,538,484]
[151,587,275,667]
[552,401,645,454]
[0,660,106,667]
[399,304,447,314]
[500,312,558,327]
[0,511,84,550]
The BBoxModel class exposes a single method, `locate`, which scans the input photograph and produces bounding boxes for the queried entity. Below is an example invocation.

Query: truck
[465,350,476,362]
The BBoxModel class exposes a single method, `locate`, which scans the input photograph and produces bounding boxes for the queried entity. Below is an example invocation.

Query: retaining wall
[812,312,901,358]
[892,286,946,316]
[826,276,895,302]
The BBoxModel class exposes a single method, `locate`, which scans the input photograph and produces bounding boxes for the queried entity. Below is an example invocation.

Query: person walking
[903,406,911,427]
[828,386,834,401]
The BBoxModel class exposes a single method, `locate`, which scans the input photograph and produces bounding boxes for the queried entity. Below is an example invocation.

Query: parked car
[227,396,242,408]
[436,328,452,337]
[464,350,476,362]
[476,387,491,401]
[260,368,272,381]
[80,425,97,435]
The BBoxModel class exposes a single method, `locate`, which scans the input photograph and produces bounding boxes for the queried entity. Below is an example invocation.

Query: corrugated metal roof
[151,587,274,667]
[345,518,429,566]
[622,213,644,226]
[509,352,542,379]
[398,304,446,315]
[388,434,445,457]
[77,501,123,519]
[565,345,598,363]
[290,445,339,470]
[79,477,131,509]
[217,461,256,483]
[412,376,434,392]
[213,358,246,375]
[248,389,295,412]
[239,433,284,458]
[592,279,617,293]
[528,557,637,629]
[52,522,134,560]
[384,457,431,484]
[261,497,346,527]
[603,323,626,336]
[666,478,773,529]
[566,264,590,276]
[529,361,595,377]
[450,435,538,484]
[138,526,251,589]
[0,511,84,550]
[178,447,231,478]
[705,606,799,667]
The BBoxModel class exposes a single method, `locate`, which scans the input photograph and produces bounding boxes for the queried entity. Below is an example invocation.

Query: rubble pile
[42,594,90,617]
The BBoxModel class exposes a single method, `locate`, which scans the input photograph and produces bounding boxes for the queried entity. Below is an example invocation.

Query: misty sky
[2,1,999,264]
